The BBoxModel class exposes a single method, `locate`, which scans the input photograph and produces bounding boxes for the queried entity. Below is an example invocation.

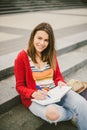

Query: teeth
[38,45,43,48]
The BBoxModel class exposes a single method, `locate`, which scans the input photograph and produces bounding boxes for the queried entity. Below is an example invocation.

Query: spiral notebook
[32,85,72,105]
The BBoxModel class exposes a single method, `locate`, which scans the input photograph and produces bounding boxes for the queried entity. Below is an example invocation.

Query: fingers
[37,90,47,99]
[32,90,47,100]
[58,81,67,87]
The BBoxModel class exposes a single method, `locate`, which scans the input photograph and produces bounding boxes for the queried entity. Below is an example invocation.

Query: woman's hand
[32,89,48,100]
[58,81,67,87]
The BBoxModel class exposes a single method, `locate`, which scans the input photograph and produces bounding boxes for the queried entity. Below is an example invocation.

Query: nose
[40,40,44,45]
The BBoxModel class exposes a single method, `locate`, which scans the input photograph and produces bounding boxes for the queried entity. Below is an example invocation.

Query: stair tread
[58,48,87,73]
[0,0,87,14]
[0,31,87,74]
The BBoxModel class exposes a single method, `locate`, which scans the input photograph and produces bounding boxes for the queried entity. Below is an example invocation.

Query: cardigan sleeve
[14,53,35,99]
[53,56,66,86]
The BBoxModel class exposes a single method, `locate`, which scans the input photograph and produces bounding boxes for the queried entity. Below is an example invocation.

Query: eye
[38,37,42,40]
[45,39,49,42]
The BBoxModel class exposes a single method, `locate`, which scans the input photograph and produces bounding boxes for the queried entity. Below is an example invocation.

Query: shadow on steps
[36,120,77,130]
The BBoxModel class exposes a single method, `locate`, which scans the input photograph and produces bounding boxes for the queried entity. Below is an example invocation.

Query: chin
[37,48,44,52]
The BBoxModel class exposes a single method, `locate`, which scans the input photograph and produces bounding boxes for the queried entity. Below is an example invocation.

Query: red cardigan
[14,50,65,108]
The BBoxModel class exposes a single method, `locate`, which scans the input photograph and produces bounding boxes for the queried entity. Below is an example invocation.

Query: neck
[36,52,41,59]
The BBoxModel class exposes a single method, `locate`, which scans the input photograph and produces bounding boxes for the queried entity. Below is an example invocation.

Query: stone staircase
[0,0,87,15]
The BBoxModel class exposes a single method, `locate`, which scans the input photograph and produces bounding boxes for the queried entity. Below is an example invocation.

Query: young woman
[14,22,87,130]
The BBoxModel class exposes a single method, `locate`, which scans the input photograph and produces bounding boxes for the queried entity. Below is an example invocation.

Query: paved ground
[0,8,87,56]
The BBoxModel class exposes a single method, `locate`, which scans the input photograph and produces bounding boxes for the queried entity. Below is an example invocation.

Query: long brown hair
[27,22,56,69]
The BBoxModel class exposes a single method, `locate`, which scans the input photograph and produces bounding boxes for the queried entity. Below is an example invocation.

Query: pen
[36,85,51,98]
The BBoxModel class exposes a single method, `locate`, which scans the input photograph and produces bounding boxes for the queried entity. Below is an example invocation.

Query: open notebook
[32,85,72,105]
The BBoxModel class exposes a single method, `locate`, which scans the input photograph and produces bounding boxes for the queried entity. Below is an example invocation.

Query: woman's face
[33,30,49,54]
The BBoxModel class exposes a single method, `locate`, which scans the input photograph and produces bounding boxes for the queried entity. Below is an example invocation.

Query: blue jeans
[29,90,87,130]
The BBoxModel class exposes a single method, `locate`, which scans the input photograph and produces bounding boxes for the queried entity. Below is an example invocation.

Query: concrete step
[0,45,87,115]
[0,31,87,80]
[0,104,78,130]
[0,0,87,14]
[0,6,86,15]
[58,46,87,77]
